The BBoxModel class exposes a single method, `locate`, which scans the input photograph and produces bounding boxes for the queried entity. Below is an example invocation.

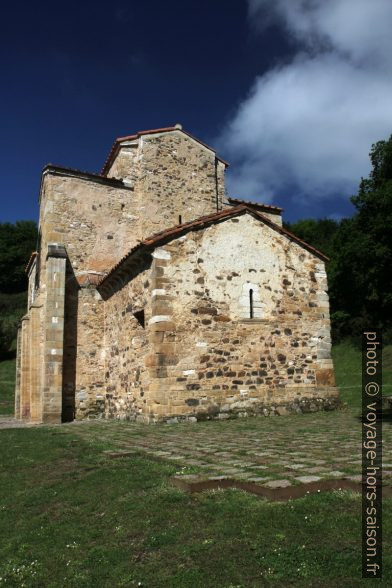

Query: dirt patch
[171,476,392,501]
[0,416,37,429]
[102,450,139,458]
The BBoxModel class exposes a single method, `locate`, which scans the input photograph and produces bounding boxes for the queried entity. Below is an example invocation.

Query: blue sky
[1,0,391,224]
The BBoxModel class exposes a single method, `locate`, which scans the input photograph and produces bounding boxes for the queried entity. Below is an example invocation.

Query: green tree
[0,221,37,355]
[0,221,38,293]
[284,218,339,259]
[329,135,392,341]
[285,136,392,342]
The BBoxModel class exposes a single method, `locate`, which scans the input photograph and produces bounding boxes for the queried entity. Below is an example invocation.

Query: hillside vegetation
[0,221,37,358]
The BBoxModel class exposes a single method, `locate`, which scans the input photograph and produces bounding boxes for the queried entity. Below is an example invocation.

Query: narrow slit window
[133,309,145,328]
[249,288,254,319]
[178,215,182,224]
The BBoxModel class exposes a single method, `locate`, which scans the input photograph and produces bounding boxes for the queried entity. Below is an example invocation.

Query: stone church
[16,124,339,424]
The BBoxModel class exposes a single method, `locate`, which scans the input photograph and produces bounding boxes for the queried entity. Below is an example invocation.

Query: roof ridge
[228,196,283,213]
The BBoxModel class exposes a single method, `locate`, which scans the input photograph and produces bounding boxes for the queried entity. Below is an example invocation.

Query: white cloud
[218,0,392,205]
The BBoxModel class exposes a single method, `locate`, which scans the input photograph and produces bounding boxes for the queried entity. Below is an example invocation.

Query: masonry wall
[17,289,45,423]
[41,250,67,423]
[38,172,139,283]
[106,130,227,236]
[106,142,139,183]
[14,326,21,418]
[142,213,338,422]
[29,300,44,423]
[102,261,152,420]
[18,128,336,425]
[19,315,31,420]
[30,172,142,421]
[70,286,106,419]
[19,131,228,424]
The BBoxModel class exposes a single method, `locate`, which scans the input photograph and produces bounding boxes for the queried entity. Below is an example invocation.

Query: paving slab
[345,475,363,483]
[295,475,322,483]
[71,407,392,490]
[284,463,308,470]
[264,479,292,488]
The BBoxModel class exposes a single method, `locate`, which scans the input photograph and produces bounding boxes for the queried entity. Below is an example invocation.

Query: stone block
[315,368,336,386]
[276,406,289,416]
[150,321,176,332]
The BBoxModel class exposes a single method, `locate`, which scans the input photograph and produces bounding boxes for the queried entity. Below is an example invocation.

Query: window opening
[133,309,145,328]
[249,288,254,319]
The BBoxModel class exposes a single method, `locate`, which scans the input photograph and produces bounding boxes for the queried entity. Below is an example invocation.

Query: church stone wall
[106,143,139,185]
[102,264,152,420]
[142,213,338,422]
[73,286,106,420]
[38,172,139,281]
[16,126,338,425]
[107,130,227,237]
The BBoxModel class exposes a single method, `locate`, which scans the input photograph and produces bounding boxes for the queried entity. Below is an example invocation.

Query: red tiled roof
[98,204,328,290]
[25,251,38,274]
[227,197,283,213]
[100,125,229,176]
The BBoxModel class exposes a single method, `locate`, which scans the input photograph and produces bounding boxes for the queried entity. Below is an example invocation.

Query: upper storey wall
[38,170,141,284]
[107,142,139,185]
[106,130,227,237]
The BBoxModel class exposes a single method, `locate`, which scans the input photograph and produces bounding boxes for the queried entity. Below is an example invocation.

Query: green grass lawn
[332,341,392,408]
[0,359,15,415]
[0,342,390,587]
[1,426,390,588]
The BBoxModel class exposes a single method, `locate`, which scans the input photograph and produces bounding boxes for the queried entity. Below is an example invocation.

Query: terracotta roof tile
[98,204,328,290]
[228,197,283,213]
[25,251,38,274]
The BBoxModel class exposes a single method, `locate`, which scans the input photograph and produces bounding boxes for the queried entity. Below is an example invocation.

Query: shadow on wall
[62,261,78,422]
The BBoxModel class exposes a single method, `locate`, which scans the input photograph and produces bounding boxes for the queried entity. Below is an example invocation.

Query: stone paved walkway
[68,408,392,489]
